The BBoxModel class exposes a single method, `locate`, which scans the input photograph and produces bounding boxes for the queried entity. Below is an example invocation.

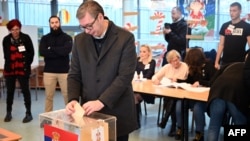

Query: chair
[191,109,195,133]
[138,100,148,116]
[140,101,147,115]
[157,97,164,125]
[0,75,5,98]
[141,96,163,118]
[157,98,196,132]
[140,95,160,116]
[15,80,22,96]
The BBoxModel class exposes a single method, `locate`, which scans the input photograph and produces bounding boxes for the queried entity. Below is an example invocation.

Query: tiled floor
[0,89,224,141]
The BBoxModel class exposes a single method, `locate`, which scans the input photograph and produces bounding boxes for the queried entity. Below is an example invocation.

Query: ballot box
[39,109,116,141]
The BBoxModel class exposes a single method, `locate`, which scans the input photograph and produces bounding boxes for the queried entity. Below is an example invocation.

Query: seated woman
[152,49,189,136]
[175,48,217,141]
[134,44,156,128]
[207,50,250,141]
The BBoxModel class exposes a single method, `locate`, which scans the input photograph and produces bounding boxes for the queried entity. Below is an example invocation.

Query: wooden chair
[15,73,38,101]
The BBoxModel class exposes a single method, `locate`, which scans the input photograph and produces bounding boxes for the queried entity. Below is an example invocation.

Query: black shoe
[4,112,12,122]
[175,128,182,140]
[168,125,176,137]
[158,121,167,129]
[23,114,33,123]
[168,130,176,137]
[193,131,204,141]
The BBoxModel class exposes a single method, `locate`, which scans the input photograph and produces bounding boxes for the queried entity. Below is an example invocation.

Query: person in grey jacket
[65,1,137,141]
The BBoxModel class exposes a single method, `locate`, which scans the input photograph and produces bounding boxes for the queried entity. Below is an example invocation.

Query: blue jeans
[207,98,247,141]
[176,100,206,133]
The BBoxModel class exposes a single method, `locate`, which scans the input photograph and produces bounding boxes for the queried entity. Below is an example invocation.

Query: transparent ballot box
[39,109,116,141]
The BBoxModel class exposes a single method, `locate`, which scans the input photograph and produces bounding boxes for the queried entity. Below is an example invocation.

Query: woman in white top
[152,49,188,137]
[152,49,188,84]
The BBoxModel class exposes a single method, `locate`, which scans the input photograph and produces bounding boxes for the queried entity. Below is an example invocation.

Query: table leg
[157,97,163,125]
[181,98,189,141]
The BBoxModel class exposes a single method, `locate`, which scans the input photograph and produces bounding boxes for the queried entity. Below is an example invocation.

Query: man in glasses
[65,1,137,141]
[39,16,73,112]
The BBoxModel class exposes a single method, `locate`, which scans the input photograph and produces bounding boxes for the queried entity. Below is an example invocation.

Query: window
[5,0,250,51]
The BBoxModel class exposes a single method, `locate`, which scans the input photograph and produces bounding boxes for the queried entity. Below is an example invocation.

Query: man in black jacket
[39,16,73,112]
[162,7,190,65]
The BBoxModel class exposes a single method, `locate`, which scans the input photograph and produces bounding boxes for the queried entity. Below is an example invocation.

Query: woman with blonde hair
[134,44,156,128]
[152,49,189,136]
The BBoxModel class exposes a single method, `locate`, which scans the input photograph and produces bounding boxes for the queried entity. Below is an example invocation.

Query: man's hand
[163,28,171,34]
[83,100,104,115]
[65,100,78,115]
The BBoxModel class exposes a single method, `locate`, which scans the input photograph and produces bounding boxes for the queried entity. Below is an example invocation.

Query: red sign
[44,124,78,141]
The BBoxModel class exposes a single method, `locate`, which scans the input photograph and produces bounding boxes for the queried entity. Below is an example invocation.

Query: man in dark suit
[162,6,190,65]
[65,1,137,141]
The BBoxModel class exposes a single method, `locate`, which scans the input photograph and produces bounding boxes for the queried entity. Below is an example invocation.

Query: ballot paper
[72,102,85,125]
[159,77,210,93]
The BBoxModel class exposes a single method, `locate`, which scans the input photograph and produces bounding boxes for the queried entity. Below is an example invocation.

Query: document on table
[159,77,210,93]
[178,84,210,93]
[159,77,185,88]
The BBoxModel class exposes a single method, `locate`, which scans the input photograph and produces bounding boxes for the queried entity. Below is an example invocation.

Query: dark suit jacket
[207,62,250,116]
[67,21,137,136]
[162,18,191,65]
[243,52,250,122]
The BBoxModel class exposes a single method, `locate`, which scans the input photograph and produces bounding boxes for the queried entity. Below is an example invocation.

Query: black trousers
[5,75,31,114]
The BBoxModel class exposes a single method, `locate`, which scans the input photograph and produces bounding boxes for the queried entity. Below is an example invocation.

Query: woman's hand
[170,78,177,82]
[152,79,160,85]
[192,81,200,87]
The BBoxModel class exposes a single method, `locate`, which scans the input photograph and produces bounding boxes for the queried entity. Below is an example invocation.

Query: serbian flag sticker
[44,124,78,141]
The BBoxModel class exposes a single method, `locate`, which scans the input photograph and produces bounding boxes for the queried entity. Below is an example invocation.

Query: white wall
[0,25,39,69]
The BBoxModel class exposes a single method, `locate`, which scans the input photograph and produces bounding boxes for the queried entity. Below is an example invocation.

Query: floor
[0,89,224,141]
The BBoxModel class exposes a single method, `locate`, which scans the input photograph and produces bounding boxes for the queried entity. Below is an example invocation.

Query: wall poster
[179,0,216,40]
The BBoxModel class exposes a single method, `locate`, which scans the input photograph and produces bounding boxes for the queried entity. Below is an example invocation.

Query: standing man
[162,6,190,65]
[39,16,73,112]
[65,1,137,141]
[3,19,34,123]
[214,2,250,69]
